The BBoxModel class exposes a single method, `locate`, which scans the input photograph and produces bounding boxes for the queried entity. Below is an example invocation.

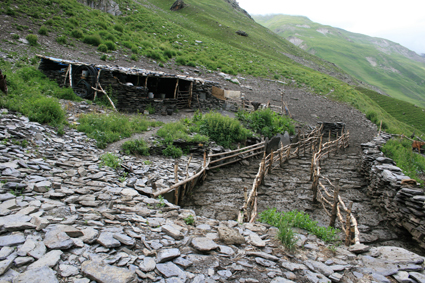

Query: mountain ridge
[254,14,425,107]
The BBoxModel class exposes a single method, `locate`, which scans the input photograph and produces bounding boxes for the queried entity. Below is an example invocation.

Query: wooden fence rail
[238,125,324,223]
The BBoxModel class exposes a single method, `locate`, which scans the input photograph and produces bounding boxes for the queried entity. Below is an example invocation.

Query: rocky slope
[1,103,425,282]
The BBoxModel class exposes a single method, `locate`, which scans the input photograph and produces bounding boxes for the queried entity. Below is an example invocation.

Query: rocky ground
[1,104,425,283]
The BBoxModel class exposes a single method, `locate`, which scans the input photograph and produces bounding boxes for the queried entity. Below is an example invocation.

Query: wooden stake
[174,78,179,99]
[64,64,71,86]
[345,201,353,246]
[329,180,340,227]
[269,151,274,173]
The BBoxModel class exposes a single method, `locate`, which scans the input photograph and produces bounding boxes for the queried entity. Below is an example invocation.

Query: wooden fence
[309,131,360,245]
[238,125,324,223]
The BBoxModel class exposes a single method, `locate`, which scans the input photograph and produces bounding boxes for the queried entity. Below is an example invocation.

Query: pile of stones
[1,110,425,282]
[361,133,425,250]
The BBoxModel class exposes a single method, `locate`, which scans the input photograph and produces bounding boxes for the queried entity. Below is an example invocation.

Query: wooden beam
[174,78,179,99]
[189,81,193,108]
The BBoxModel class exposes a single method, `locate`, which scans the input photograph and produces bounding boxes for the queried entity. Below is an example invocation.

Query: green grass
[382,138,425,185]
[259,208,340,250]
[99,153,121,170]
[236,108,295,138]
[0,62,80,127]
[255,14,425,108]
[121,139,150,156]
[77,112,162,148]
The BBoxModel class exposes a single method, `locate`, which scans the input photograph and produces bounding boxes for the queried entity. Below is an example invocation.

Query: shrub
[97,44,108,52]
[123,41,134,49]
[114,24,124,32]
[83,34,102,46]
[100,153,121,169]
[121,139,150,156]
[366,110,378,124]
[130,54,138,61]
[12,34,19,40]
[100,54,107,61]
[26,34,38,46]
[45,19,54,26]
[71,29,84,38]
[162,144,183,158]
[56,35,67,45]
[237,108,295,138]
[24,96,65,126]
[104,40,116,51]
[146,104,155,114]
[38,26,48,36]
[131,46,138,54]
[184,215,195,225]
[197,112,252,148]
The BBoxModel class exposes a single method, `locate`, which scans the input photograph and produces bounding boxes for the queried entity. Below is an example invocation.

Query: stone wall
[360,134,425,248]
[39,64,229,113]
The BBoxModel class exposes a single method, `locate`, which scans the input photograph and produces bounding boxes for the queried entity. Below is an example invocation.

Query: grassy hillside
[0,0,423,138]
[254,14,425,108]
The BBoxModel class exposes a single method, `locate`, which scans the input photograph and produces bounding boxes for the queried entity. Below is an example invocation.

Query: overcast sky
[237,0,425,55]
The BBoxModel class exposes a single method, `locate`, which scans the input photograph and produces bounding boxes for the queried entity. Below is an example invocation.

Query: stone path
[2,109,425,282]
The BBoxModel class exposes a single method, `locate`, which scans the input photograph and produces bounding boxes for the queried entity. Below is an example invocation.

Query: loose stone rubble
[1,109,425,282]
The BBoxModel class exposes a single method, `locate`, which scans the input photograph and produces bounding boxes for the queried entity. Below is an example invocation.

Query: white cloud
[237,0,425,54]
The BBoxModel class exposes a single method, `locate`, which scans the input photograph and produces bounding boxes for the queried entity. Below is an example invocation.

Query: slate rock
[191,237,218,251]
[156,262,186,281]
[0,233,25,247]
[157,248,181,263]
[13,266,59,283]
[81,260,137,283]
[28,250,63,270]
[139,257,156,272]
[217,226,245,245]
[97,232,121,248]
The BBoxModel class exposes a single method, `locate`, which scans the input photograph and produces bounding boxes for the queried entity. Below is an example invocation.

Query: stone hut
[37,55,231,113]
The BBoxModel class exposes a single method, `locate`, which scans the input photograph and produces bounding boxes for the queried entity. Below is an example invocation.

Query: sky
[237,0,425,55]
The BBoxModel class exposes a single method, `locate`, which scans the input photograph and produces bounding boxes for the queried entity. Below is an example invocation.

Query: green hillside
[254,14,425,108]
[0,0,423,137]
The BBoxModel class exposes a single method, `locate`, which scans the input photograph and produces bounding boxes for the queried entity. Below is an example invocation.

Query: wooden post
[144,76,148,89]
[328,129,331,142]
[281,92,284,115]
[64,64,71,86]
[203,151,207,168]
[329,180,340,227]
[269,151,274,173]
[285,146,290,163]
[279,143,283,168]
[173,78,179,99]
[345,201,353,246]
[312,171,318,203]
[174,162,179,205]
[188,81,193,108]
[244,187,248,203]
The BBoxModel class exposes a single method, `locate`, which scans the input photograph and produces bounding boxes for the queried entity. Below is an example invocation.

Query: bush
[56,35,67,45]
[123,41,134,49]
[97,44,108,52]
[197,112,252,148]
[366,110,378,124]
[38,26,48,36]
[130,54,138,61]
[114,24,124,32]
[237,108,295,138]
[162,144,183,158]
[100,54,107,61]
[12,34,19,40]
[24,96,65,126]
[104,40,116,51]
[131,46,139,54]
[71,29,84,38]
[26,34,38,46]
[83,34,102,46]
[121,139,150,156]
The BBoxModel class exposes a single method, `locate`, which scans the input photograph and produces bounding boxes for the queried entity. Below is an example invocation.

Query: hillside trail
[183,148,425,255]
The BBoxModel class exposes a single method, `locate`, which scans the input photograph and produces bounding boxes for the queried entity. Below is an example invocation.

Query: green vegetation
[0,63,81,127]
[38,26,48,36]
[162,144,183,158]
[358,87,425,134]
[121,139,150,156]
[255,14,425,108]
[77,112,162,148]
[382,138,425,185]
[25,34,38,46]
[194,111,252,148]
[183,215,195,225]
[259,209,340,250]
[156,120,209,144]
[157,195,166,207]
[237,108,295,138]
[99,152,121,170]
[56,35,67,45]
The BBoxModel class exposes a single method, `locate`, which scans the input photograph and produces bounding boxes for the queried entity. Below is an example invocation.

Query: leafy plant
[56,35,67,45]
[121,139,150,156]
[99,153,121,170]
[26,34,38,46]
[83,34,102,46]
[38,26,48,36]
[162,144,183,158]
[145,104,155,114]
[157,195,166,207]
[97,44,108,52]
[184,215,195,225]
[71,29,84,38]
[143,160,152,165]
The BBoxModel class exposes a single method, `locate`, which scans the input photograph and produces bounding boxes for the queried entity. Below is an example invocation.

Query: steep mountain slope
[0,0,424,137]
[254,14,425,107]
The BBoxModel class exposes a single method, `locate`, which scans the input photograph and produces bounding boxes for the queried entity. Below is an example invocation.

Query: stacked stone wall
[360,134,425,248]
